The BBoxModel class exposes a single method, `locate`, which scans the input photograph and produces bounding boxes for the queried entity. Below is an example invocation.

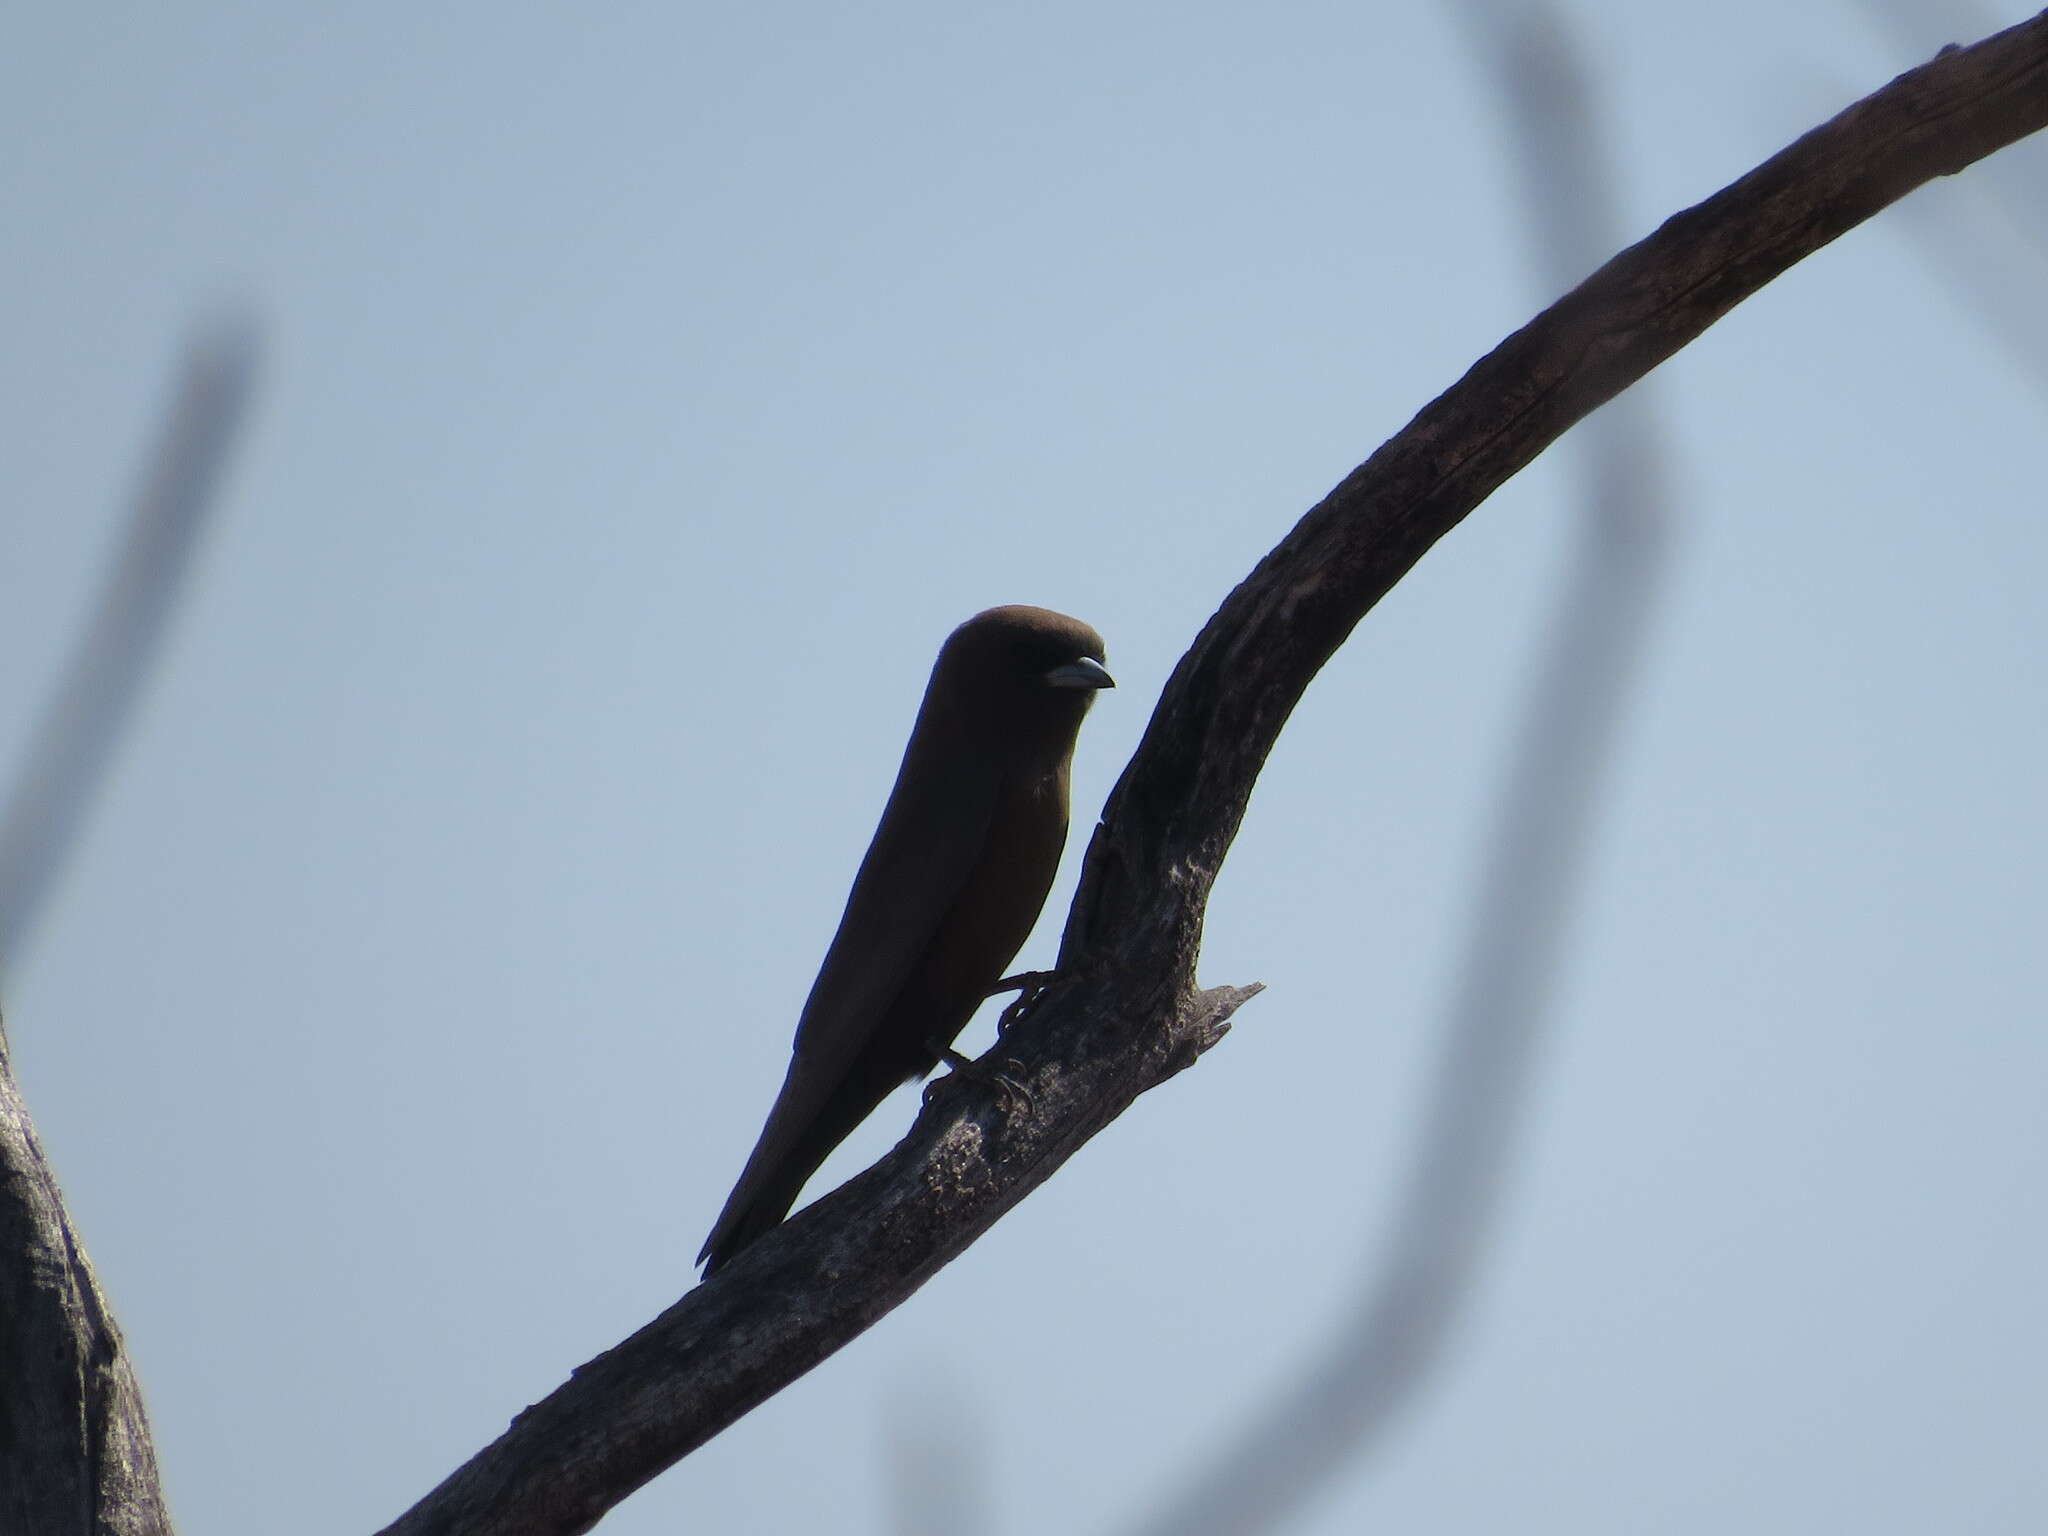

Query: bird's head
[933,605,1113,753]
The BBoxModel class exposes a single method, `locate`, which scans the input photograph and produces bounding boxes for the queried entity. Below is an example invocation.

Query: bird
[698,605,1113,1277]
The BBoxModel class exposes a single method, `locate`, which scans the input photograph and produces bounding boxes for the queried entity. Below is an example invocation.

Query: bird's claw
[929,1044,1037,1116]
[987,969,1055,1035]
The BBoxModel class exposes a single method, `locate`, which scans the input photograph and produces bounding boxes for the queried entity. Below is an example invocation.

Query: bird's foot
[928,1042,1036,1116]
[986,969,1055,1035]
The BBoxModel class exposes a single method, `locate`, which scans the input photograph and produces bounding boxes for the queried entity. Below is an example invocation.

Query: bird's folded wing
[701,739,1001,1254]
[791,742,1000,1064]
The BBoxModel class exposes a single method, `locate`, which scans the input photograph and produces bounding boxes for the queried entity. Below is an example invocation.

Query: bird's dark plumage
[698,605,1112,1276]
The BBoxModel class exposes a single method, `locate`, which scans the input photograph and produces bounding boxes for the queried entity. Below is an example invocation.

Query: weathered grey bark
[0,1016,171,1536]
[373,13,2048,1536]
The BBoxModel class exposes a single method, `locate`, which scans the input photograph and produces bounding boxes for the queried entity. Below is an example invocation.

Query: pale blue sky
[5,3,2045,1533]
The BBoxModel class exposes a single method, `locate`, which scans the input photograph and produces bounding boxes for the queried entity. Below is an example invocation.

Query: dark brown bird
[698,605,1112,1276]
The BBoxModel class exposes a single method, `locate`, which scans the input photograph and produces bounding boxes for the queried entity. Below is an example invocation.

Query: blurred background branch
[1,316,257,1535]
[1123,5,1672,1532]
[0,317,258,973]
[887,1375,985,1536]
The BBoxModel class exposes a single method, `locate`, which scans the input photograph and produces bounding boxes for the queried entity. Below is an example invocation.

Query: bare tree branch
[373,15,2048,1536]
[1847,1,2048,385]
[1121,2,1673,1529]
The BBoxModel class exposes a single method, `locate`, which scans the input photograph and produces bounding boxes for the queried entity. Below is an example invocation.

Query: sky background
[5,2,2045,1533]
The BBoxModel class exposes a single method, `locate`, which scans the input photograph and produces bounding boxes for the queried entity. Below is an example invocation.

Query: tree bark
[0,1017,172,1536]
[372,12,2048,1536]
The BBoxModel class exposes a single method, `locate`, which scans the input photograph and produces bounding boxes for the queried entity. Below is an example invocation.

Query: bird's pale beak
[1044,657,1115,690]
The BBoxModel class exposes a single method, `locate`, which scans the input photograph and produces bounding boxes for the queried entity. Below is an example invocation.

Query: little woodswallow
[698,606,1112,1276]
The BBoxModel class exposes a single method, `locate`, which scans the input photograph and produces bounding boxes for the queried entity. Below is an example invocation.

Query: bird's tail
[698,1051,919,1277]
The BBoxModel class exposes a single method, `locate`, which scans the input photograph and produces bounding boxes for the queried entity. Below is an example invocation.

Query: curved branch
[1123,2,1675,1528]
[376,15,2048,1536]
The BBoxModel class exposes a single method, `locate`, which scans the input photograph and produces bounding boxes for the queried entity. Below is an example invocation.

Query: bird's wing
[700,734,1001,1261]
[792,746,1001,1064]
